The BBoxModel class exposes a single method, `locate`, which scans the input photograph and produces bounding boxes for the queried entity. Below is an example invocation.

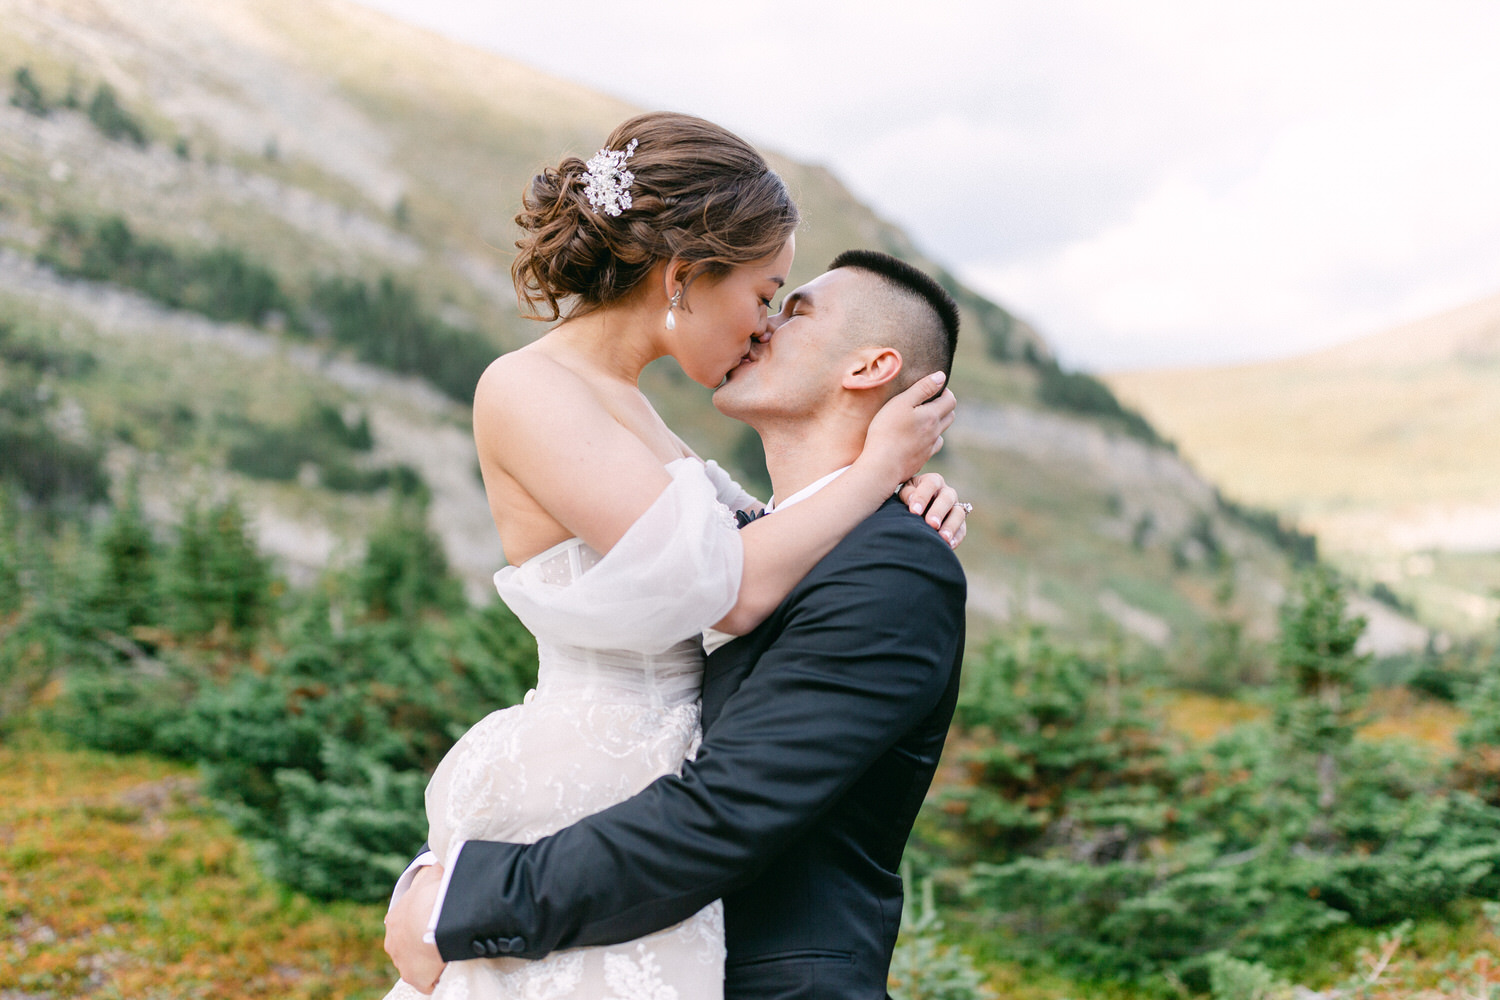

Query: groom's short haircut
[828,250,960,392]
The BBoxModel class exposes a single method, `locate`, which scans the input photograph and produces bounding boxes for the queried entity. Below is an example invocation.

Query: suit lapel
[701,498,899,734]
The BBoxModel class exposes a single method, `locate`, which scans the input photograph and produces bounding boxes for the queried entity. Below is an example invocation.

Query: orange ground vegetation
[1159,689,1467,757]
[0,737,394,999]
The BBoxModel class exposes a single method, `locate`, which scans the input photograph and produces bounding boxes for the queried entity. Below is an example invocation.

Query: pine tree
[1271,568,1369,834]
[356,500,463,620]
[168,497,270,638]
[88,487,160,637]
[1452,634,1500,805]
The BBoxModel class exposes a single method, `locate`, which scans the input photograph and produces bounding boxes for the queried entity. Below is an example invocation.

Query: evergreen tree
[168,497,270,638]
[87,487,160,637]
[1271,568,1369,830]
[1452,636,1500,805]
[356,499,463,621]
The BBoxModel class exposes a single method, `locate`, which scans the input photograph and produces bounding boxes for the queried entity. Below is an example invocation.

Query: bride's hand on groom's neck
[859,372,954,485]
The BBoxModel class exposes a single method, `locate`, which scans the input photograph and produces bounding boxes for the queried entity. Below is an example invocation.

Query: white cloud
[968,55,1500,370]
[353,0,1500,370]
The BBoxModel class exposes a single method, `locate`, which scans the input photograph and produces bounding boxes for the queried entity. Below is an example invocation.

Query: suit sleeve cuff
[389,849,438,911]
[426,841,466,945]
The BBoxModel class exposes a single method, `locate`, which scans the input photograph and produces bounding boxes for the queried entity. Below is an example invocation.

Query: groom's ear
[841,347,903,391]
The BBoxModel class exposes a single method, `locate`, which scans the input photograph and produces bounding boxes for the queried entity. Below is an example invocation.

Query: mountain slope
[1108,293,1500,635]
[0,0,1323,650]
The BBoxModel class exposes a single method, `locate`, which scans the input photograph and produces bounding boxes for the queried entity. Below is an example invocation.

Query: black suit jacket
[435,496,966,999]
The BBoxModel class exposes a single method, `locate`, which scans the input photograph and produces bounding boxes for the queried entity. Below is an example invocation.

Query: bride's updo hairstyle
[512,112,799,321]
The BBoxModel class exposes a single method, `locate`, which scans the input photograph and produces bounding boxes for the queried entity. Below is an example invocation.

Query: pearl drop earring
[665,289,682,330]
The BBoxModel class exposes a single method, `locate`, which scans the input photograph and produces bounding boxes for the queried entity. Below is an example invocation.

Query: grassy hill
[1108,292,1500,637]
[0,0,1329,657]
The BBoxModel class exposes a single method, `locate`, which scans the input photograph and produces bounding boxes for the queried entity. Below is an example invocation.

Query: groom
[388,250,967,999]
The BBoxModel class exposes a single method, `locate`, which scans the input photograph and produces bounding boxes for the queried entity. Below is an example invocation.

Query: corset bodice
[520,536,706,709]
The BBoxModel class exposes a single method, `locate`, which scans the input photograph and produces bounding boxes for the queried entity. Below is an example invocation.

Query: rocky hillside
[0,0,1344,652]
[1109,292,1500,637]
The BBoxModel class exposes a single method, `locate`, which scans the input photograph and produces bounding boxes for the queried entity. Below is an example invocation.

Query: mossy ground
[1,732,394,999]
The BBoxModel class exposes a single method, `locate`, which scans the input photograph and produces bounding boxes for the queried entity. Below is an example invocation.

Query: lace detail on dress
[603,945,677,1000]
[385,458,730,1000]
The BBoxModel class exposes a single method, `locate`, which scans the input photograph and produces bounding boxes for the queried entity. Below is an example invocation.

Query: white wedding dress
[385,458,756,1000]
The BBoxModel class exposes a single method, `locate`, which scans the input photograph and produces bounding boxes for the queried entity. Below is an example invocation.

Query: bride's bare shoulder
[473,347,612,446]
[477,348,596,411]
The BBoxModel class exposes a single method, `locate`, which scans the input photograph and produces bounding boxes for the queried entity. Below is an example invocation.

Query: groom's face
[712,267,863,424]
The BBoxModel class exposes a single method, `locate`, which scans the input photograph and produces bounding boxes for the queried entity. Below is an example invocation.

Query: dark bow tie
[735,508,768,529]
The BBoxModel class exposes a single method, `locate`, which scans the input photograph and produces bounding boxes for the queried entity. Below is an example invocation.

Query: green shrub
[40,214,288,326]
[940,630,1180,860]
[1215,493,1318,566]
[1034,358,1164,445]
[53,665,188,755]
[306,275,497,403]
[0,322,98,378]
[41,485,537,901]
[168,605,536,900]
[1453,658,1500,805]
[37,215,498,403]
[259,744,429,900]
[356,500,464,620]
[10,67,49,117]
[320,461,425,497]
[224,425,307,481]
[223,406,419,497]
[729,425,771,500]
[86,83,147,146]
[310,403,373,451]
[0,423,109,507]
[935,268,1017,364]
[0,489,22,618]
[889,874,993,1000]
[951,576,1500,986]
[1206,952,1288,1000]
[0,491,58,732]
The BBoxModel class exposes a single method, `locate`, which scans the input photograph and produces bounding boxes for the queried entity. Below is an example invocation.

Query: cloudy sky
[354,0,1500,371]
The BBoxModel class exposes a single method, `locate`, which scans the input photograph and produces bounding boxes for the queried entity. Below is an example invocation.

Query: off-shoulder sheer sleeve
[701,458,762,514]
[493,458,744,654]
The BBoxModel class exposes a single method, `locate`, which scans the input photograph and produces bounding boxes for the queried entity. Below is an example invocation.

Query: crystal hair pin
[582,138,639,217]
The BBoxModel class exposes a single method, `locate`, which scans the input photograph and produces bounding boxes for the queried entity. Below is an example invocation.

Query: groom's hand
[385,864,447,994]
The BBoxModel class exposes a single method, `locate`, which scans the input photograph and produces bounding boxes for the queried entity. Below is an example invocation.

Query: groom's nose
[761,308,788,339]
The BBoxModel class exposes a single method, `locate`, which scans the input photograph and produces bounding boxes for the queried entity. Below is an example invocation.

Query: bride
[383,111,964,998]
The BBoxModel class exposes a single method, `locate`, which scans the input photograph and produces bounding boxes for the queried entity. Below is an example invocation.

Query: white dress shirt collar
[764,465,852,514]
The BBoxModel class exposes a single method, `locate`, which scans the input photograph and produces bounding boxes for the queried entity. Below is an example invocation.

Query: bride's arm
[718,371,953,634]
[683,443,968,549]
[477,357,953,636]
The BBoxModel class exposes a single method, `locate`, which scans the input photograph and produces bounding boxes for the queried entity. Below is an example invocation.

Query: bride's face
[668,236,795,388]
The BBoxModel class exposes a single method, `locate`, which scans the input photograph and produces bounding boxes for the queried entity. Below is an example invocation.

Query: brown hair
[512,112,800,321]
